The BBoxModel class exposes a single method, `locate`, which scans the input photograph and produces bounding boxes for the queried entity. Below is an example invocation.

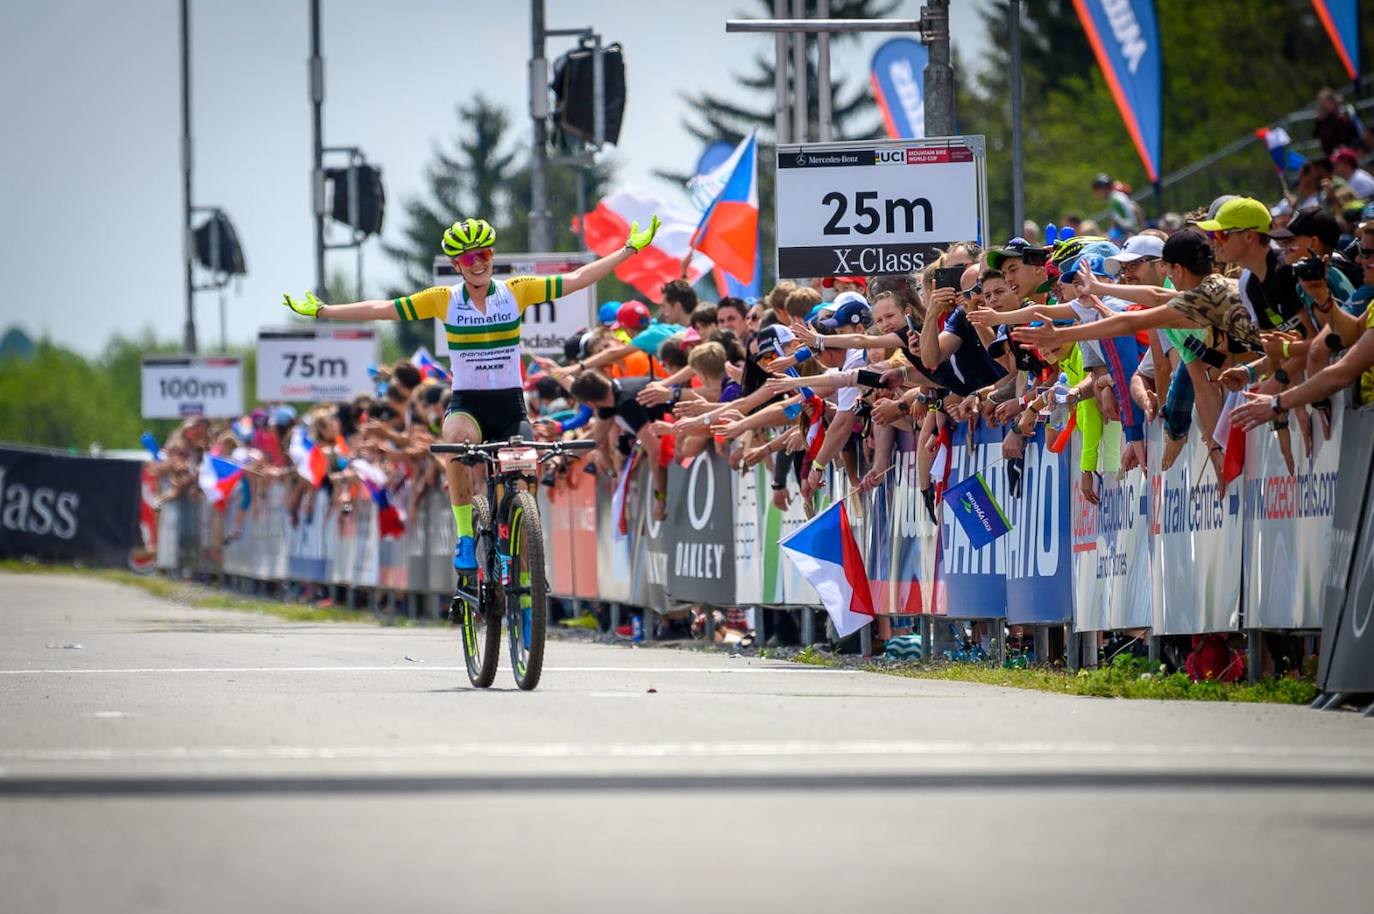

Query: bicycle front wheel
[459,494,502,689]
[505,490,548,691]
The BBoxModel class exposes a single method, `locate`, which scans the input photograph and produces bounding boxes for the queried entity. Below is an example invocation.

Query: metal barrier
[147,390,1371,674]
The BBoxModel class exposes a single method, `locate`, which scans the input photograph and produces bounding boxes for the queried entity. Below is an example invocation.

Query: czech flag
[575,188,714,301]
[690,131,759,288]
[411,346,450,383]
[780,499,875,638]
[352,459,405,538]
[1255,126,1306,173]
[198,454,245,510]
[289,427,329,487]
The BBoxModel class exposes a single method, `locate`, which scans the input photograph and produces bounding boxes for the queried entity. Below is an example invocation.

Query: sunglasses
[1205,230,1236,242]
[1360,247,1374,258]
[457,247,493,266]
[960,285,982,299]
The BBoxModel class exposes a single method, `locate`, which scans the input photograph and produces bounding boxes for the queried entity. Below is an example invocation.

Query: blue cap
[1061,253,1114,283]
[819,296,873,331]
[598,302,620,325]
[270,405,297,426]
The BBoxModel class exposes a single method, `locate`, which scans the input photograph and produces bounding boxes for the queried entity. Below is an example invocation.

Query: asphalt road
[3,571,1374,913]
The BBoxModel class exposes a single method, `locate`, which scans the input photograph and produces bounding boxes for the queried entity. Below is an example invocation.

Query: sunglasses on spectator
[961,285,982,299]
[1205,230,1237,242]
[457,247,493,266]
[1360,247,1374,258]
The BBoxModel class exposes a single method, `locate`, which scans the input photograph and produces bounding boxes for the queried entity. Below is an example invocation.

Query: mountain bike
[430,437,595,691]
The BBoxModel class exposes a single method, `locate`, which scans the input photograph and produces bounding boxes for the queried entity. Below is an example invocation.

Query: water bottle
[1048,372,1071,431]
[632,614,644,643]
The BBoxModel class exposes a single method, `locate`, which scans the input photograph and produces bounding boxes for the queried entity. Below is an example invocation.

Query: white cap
[1105,234,1165,273]
[831,290,868,310]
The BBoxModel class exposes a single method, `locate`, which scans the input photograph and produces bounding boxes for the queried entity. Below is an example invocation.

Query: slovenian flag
[1255,126,1306,173]
[690,131,759,289]
[198,454,245,510]
[352,458,405,538]
[411,346,450,383]
[945,471,1012,549]
[780,499,875,638]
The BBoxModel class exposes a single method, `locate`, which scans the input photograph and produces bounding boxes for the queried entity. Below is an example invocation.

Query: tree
[960,0,1361,242]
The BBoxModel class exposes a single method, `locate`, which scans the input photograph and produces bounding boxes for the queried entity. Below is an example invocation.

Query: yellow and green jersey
[393,276,562,391]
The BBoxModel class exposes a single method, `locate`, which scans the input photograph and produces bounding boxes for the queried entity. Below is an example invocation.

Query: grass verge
[0,559,398,625]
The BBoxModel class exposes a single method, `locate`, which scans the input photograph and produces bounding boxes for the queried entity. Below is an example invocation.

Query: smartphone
[1021,248,1049,267]
[934,266,965,290]
[856,368,885,388]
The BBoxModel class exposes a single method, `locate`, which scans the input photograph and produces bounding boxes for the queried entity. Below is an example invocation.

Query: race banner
[1003,425,1074,625]
[1318,396,1374,692]
[871,428,937,615]
[594,469,634,605]
[870,37,928,140]
[1071,426,1152,632]
[566,463,600,602]
[630,457,671,613]
[1148,421,1243,634]
[938,422,1008,619]
[774,136,988,279]
[1072,0,1162,182]
[0,447,143,565]
[663,451,736,604]
[1242,398,1342,630]
[732,465,765,606]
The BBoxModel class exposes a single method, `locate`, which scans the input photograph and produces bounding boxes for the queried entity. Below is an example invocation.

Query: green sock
[452,503,473,540]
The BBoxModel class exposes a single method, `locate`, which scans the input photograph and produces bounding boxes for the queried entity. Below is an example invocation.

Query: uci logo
[686,455,715,531]
[876,149,905,165]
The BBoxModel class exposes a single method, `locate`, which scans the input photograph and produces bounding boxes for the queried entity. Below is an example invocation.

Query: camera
[1294,255,1326,282]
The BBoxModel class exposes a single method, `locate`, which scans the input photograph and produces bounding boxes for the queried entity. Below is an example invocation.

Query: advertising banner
[256,326,377,402]
[872,428,937,615]
[1148,422,1242,634]
[663,451,736,604]
[432,253,595,357]
[1072,425,1152,632]
[594,470,633,604]
[0,447,142,565]
[938,423,1008,619]
[630,458,671,613]
[870,37,928,140]
[1072,0,1162,181]
[140,355,242,419]
[1318,397,1374,692]
[761,479,821,606]
[565,461,600,601]
[774,136,987,279]
[1242,398,1342,629]
[1002,425,1074,625]
[733,465,765,606]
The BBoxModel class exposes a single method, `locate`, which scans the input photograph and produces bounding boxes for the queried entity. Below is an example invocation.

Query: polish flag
[575,188,714,301]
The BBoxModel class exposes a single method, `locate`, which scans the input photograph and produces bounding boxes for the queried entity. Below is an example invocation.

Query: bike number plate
[496,447,539,475]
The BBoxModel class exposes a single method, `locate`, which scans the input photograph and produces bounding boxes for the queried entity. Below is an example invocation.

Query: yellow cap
[1194,197,1271,234]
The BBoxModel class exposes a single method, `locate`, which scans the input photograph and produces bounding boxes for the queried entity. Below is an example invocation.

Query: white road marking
[0,665,845,676]
[2,740,1371,764]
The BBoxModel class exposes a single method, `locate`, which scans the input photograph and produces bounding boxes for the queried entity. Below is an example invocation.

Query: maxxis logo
[687,456,715,531]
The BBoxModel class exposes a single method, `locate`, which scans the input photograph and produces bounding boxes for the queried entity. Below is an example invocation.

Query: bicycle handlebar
[429,438,597,456]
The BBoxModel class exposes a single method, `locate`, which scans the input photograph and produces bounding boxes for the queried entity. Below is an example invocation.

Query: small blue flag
[945,472,1012,549]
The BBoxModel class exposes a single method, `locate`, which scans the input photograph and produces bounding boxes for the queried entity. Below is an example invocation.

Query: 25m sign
[775,137,986,279]
[256,327,377,402]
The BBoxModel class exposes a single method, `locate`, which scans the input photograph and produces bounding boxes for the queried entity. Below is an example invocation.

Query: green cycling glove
[282,291,323,319]
[624,215,662,253]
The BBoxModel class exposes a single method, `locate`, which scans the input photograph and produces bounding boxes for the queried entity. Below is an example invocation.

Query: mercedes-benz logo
[795,152,808,166]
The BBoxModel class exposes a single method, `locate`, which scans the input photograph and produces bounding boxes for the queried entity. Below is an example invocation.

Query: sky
[0,0,988,356]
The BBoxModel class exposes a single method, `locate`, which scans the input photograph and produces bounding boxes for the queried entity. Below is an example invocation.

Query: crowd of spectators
[147,86,1374,657]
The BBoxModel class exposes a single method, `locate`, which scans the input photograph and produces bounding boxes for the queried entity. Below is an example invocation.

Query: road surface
[2,572,1372,913]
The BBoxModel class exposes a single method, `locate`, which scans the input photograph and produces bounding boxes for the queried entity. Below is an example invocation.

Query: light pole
[180,0,197,353]
[528,0,554,253]
[309,0,325,297]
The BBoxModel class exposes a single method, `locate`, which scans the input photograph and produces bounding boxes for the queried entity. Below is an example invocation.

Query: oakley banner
[775,136,988,279]
[663,451,736,604]
[0,447,142,565]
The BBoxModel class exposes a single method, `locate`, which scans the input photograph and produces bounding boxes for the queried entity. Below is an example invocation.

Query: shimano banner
[938,423,1008,619]
[1003,426,1074,625]
[0,447,143,565]
[1072,0,1162,181]
[870,37,927,140]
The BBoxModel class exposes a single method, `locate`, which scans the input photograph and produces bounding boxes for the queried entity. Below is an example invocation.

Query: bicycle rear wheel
[459,495,502,688]
[505,490,548,691]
